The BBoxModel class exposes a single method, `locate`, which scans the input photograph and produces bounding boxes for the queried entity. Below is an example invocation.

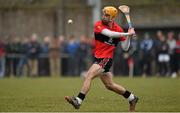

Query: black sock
[123,90,131,98]
[77,92,85,101]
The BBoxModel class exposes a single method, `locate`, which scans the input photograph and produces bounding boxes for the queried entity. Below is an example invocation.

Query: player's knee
[85,73,95,81]
[85,70,97,79]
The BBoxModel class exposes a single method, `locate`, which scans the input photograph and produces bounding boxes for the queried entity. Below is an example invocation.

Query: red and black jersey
[93,20,126,58]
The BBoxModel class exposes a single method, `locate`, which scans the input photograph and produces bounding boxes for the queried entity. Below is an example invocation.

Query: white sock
[76,97,82,104]
[128,93,135,102]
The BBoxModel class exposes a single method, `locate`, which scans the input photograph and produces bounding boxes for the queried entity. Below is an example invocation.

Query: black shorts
[94,57,113,72]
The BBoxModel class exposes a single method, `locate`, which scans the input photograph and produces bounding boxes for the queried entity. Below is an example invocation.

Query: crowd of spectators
[0,34,93,77]
[114,30,180,78]
[0,30,179,78]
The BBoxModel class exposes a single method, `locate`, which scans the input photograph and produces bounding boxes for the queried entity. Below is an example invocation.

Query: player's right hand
[128,28,136,36]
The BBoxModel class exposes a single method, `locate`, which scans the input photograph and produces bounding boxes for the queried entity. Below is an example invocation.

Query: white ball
[67,19,73,24]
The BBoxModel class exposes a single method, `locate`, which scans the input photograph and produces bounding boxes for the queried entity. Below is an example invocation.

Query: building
[0,0,180,39]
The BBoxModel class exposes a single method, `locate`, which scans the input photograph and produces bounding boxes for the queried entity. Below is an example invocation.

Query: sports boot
[129,96,139,112]
[65,96,81,109]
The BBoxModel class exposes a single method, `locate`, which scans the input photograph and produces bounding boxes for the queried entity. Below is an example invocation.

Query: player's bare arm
[101,28,132,38]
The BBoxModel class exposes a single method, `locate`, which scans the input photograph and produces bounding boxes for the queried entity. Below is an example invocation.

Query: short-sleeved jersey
[93,20,126,58]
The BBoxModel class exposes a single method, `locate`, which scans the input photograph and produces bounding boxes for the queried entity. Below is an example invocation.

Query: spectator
[76,35,89,75]
[28,34,41,77]
[58,35,68,76]
[4,37,12,77]
[0,38,6,78]
[128,37,140,76]
[5,37,22,77]
[12,37,22,77]
[173,33,180,78]
[38,36,51,76]
[66,35,79,76]
[113,43,124,75]
[121,51,129,76]
[49,37,60,76]
[113,37,139,76]
[154,30,163,76]
[167,31,176,76]
[157,33,170,76]
[140,33,154,77]
[17,38,30,76]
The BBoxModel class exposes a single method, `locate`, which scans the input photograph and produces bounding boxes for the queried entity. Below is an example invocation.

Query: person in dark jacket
[28,34,41,77]
[157,34,170,76]
[38,36,50,76]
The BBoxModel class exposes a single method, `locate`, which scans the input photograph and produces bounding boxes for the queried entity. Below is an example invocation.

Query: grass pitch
[0,76,179,112]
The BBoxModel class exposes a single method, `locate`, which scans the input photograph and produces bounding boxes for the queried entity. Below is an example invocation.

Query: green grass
[0,76,179,112]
